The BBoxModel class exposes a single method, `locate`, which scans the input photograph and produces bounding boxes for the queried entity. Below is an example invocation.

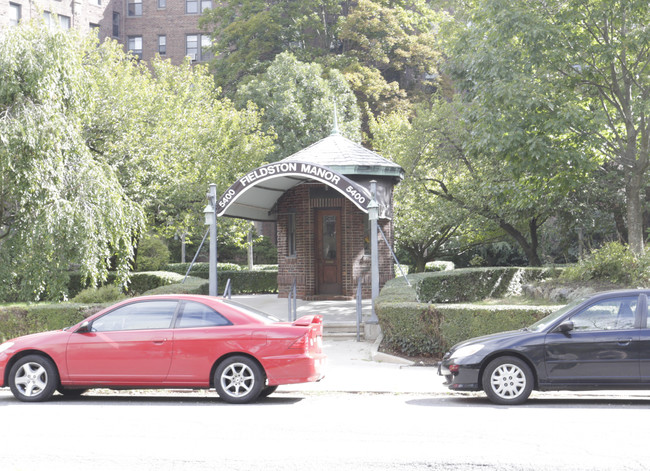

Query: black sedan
[438,290,650,405]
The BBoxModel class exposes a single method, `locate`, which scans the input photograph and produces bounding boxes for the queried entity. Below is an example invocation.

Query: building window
[9,3,21,26]
[287,213,296,256]
[158,35,166,55]
[59,15,71,30]
[201,0,212,11]
[112,12,120,37]
[158,0,166,8]
[128,0,142,17]
[43,11,52,28]
[186,34,212,62]
[186,0,198,14]
[127,36,143,59]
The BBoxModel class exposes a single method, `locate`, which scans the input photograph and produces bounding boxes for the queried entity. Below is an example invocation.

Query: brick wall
[277,183,395,299]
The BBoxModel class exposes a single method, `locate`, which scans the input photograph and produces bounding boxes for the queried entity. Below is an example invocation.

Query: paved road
[1,388,649,471]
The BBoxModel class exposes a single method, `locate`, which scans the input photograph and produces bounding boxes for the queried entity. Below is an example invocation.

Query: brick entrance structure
[217,129,403,300]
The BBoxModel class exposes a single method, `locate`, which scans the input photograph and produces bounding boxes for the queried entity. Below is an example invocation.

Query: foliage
[416,267,559,304]
[127,271,187,295]
[142,271,278,295]
[0,304,100,342]
[444,0,650,255]
[375,276,558,355]
[201,0,444,134]
[0,22,275,302]
[71,286,126,304]
[561,242,650,286]
[373,96,574,266]
[136,236,171,271]
[236,52,361,159]
[0,23,143,302]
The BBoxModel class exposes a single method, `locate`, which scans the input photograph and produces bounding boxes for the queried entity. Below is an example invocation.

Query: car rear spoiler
[292,315,323,326]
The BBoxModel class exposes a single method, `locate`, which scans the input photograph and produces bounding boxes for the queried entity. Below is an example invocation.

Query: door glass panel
[569,297,637,331]
[322,215,337,260]
[91,301,177,332]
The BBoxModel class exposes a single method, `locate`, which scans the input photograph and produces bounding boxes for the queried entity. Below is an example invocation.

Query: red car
[0,295,325,404]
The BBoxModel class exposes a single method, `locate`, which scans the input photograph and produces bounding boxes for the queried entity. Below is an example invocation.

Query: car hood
[8,329,69,348]
[450,329,531,353]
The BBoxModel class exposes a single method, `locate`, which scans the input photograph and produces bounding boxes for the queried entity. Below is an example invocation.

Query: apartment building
[0,0,212,65]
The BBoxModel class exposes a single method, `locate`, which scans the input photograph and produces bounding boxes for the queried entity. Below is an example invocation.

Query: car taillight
[449,364,460,374]
[289,333,309,352]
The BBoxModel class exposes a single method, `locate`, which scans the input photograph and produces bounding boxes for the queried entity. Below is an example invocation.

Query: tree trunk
[498,219,542,267]
[626,170,645,255]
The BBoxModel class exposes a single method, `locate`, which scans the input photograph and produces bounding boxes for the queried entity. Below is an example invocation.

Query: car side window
[569,297,637,331]
[176,301,231,328]
[92,301,178,332]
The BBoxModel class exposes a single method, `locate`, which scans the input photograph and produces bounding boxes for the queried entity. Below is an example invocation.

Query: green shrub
[561,242,647,285]
[376,270,561,356]
[142,271,278,296]
[0,303,103,342]
[127,271,187,294]
[376,300,557,356]
[165,262,243,278]
[136,236,171,271]
[425,261,454,272]
[71,285,126,304]
[416,267,558,303]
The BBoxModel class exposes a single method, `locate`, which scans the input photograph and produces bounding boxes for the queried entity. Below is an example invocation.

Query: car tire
[214,356,265,404]
[258,385,278,399]
[9,355,59,402]
[482,356,533,405]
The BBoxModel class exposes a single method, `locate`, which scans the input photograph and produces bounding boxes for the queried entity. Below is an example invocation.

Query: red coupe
[0,295,325,403]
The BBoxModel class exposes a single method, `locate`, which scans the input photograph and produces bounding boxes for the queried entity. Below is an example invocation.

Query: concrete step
[323,322,363,339]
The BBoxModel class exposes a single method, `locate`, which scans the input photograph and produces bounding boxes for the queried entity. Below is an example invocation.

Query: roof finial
[331,104,340,136]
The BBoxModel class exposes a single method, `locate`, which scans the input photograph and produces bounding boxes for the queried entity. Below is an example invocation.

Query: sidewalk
[231,294,448,395]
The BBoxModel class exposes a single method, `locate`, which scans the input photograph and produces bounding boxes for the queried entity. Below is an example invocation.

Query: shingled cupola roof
[281,132,404,181]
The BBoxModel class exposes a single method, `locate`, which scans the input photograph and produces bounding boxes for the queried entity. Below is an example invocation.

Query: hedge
[142,271,278,296]
[416,267,560,303]
[0,304,105,342]
[376,273,561,356]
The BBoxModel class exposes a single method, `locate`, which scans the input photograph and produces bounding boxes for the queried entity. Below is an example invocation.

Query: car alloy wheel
[9,355,59,402]
[215,356,264,404]
[482,356,533,405]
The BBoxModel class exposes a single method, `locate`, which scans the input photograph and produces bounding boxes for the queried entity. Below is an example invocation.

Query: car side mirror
[75,321,91,334]
[555,321,574,333]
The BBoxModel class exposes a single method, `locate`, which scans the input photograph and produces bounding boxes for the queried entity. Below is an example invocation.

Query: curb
[369,333,414,365]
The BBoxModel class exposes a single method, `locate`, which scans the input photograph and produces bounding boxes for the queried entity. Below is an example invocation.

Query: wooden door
[316,209,342,295]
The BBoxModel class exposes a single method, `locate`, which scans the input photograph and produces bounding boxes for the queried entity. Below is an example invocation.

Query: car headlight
[450,344,484,360]
[0,342,14,354]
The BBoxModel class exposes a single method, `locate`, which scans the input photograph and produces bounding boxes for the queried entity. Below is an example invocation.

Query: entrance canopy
[216,161,372,221]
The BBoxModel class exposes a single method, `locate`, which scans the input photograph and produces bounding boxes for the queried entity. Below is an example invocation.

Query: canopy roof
[216,133,403,221]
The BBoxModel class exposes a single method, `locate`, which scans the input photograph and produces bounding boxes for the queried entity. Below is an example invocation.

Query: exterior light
[204,204,214,226]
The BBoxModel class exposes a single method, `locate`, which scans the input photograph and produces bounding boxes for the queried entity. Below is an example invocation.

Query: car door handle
[152,339,167,345]
[617,339,632,346]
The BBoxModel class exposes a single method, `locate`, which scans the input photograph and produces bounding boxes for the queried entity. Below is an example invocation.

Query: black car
[438,290,650,405]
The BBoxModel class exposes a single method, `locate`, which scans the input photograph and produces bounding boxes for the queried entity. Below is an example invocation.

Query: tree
[235,52,361,159]
[445,0,650,255]
[373,97,587,266]
[0,24,143,301]
[201,0,444,132]
[0,22,275,301]
[84,42,275,264]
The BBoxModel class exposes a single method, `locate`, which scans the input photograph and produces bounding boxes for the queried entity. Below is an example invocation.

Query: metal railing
[356,276,363,342]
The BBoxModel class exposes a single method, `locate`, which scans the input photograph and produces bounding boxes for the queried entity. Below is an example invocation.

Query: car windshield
[526,297,587,332]
[222,300,282,324]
